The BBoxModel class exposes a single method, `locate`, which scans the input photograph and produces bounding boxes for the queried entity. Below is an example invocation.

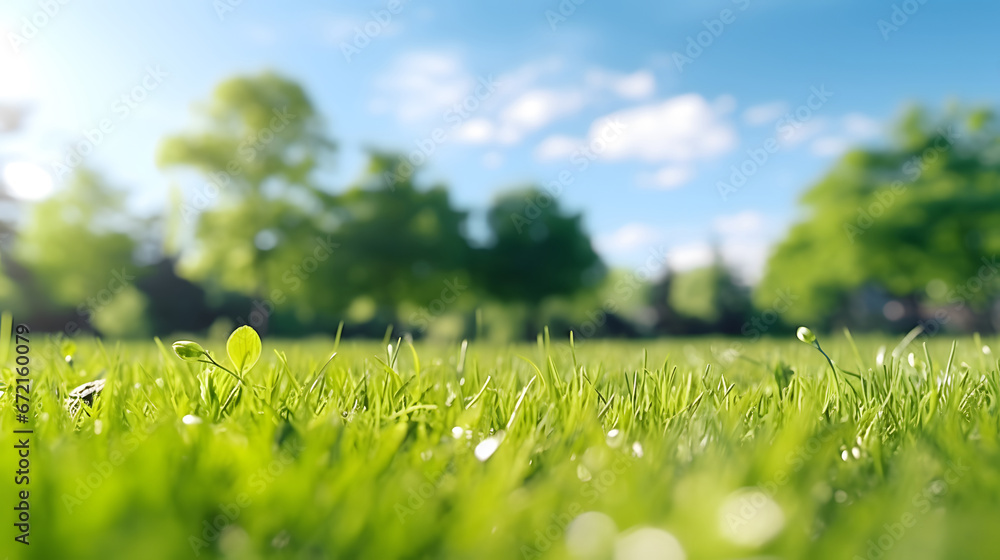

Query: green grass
[2,331,1000,559]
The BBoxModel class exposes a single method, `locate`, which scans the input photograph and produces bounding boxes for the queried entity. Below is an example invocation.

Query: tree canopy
[757,106,1000,325]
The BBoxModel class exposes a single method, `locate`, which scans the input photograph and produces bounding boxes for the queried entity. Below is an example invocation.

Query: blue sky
[1,0,998,282]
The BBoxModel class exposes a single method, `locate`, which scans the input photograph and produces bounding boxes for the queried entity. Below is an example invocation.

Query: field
[2,329,1000,560]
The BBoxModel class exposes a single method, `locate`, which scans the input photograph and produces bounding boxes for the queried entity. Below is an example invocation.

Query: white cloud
[496,89,585,144]
[811,136,850,157]
[446,61,658,148]
[585,69,656,100]
[454,118,494,143]
[640,165,693,190]
[713,210,773,282]
[713,210,763,236]
[778,116,829,148]
[613,71,656,99]
[594,94,737,163]
[800,114,880,158]
[0,47,38,102]
[596,223,665,254]
[668,242,714,272]
[742,101,788,126]
[372,51,472,123]
[595,213,778,284]
[842,113,881,138]
[534,134,581,161]
[720,238,770,283]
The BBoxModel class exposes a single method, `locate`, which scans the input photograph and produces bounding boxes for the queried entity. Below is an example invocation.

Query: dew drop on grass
[876,346,886,367]
[182,414,204,425]
[475,436,501,461]
[908,353,916,367]
[606,429,622,448]
[614,527,685,560]
[631,442,644,458]
[577,464,592,482]
[718,488,784,548]
[94,420,103,435]
[565,511,617,559]
[451,426,463,439]
[851,447,861,459]
[841,450,849,461]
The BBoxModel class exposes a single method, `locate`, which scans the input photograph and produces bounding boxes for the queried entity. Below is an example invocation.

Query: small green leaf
[227,326,261,374]
[173,341,207,361]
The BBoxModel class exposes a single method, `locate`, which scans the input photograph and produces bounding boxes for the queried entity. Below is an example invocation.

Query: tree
[308,154,472,330]
[477,187,604,331]
[16,169,139,305]
[669,254,752,334]
[757,105,1000,327]
[0,104,26,312]
[157,72,336,317]
[13,168,150,335]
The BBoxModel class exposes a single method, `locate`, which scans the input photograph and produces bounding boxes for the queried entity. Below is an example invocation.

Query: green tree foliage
[15,169,139,308]
[477,188,604,315]
[669,257,752,330]
[158,71,335,307]
[758,105,1000,325]
[310,154,472,325]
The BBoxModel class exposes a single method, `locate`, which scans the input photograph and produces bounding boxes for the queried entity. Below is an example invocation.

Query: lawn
[2,328,999,559]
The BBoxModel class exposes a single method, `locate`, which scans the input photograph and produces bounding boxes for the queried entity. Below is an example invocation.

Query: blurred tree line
[758,105,1000,334]
[2,75,999,340]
